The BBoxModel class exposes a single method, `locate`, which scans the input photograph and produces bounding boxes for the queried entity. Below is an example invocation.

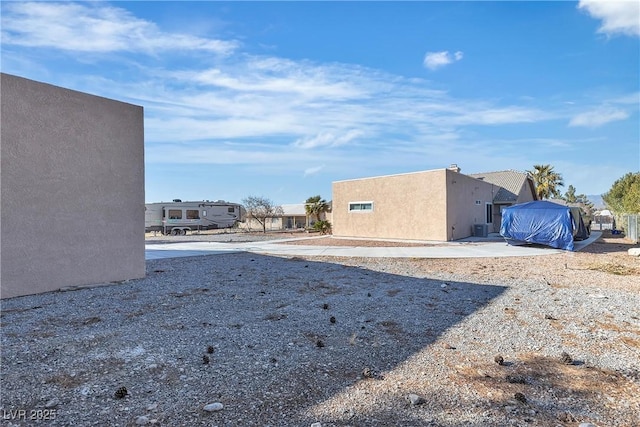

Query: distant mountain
[587,194,605,209]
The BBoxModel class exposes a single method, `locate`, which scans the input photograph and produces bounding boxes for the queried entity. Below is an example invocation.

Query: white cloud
[569,106,630,128]
[0,2,594,173]
[145,142,315,165]
[423,50,463,70]
[293,130,364,149]
[171,59,366,100]
[303,165,325,177]
[145,116,306,141]
[578,0,640,37]
[610,92,640,105]
[0,2,238,54]
[94,59,548,151]
[445,106,545,126]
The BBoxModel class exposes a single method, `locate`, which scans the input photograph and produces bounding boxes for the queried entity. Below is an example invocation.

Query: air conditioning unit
[473,224,488,237]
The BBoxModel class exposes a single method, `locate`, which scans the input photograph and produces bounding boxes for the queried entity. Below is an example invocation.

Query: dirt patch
[451,352,640,425]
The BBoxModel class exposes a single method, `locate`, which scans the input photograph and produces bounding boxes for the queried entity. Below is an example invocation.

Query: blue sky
[2,1,638,205]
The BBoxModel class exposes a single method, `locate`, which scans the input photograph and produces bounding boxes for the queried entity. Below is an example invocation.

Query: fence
[591,214,638,243]
[624,214,639,243]
[591,215,613,231]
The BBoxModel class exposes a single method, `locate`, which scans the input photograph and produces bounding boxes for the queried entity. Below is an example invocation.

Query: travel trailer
[145,200,244,235]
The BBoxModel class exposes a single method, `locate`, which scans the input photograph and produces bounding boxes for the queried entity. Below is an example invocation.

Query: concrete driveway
[145,232,601,260]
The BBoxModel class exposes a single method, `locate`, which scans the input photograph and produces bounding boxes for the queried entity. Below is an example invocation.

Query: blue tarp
[500,201,575,251]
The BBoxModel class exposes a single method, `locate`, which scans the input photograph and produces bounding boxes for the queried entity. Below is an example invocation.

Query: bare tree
[242,196,284,233]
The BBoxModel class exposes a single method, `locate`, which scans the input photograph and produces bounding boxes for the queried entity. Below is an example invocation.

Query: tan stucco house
[332,166,536,241]
[469,170,537,232]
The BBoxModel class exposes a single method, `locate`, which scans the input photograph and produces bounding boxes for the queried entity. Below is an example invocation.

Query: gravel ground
[1,232,639,427]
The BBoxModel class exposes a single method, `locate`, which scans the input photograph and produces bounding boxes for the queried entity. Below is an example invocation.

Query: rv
[145,200,244,235]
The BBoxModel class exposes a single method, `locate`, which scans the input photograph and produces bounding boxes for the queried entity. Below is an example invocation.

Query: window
[168,209,182,220]
[349,202,373,212]
[202,210,207,217]
[228,207,235,213]
[186,210,200,220]
[486,203,493,224]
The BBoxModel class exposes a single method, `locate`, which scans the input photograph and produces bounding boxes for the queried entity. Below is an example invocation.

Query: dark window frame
[348,201,374,212]
[168,209,182,220]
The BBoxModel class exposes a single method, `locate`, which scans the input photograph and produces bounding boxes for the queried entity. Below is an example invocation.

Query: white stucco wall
[1,73,145,298]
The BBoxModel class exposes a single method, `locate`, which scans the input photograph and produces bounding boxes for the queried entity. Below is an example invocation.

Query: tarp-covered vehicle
[500,201,589,251]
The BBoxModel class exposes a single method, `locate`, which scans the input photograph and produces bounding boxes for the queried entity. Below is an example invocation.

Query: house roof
[548,198,569,205]
[280,204,307,216]
[279,201,332,216]
[469,170,535,203]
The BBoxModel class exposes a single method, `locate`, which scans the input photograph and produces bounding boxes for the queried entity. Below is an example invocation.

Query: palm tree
[305,195,328,226]
[527,164,564,200]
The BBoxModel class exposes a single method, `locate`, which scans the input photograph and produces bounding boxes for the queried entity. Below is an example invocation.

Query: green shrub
[312,220,332,235]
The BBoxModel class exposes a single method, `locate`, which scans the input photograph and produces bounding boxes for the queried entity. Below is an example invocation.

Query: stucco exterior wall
[444,170,496,240]
[1,73,145,299]
[241,217,285,231]
[332,170,450,241]
[515,181,537,204]
[492,180,536,232]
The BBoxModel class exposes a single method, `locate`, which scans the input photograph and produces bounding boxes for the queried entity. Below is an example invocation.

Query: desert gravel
[1,232,639,427]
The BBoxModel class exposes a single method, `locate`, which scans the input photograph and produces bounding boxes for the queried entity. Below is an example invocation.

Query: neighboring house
[593,209,614,231]
[241,203,330,231]
[280,204,310,229]
[332,165,497,241]
[1,73,145,298]
[468,170,537,232]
